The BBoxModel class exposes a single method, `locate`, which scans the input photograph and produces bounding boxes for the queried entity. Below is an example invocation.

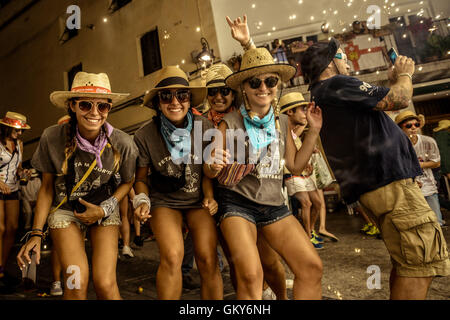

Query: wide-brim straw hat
[395,110,425,128]
[143,66,206,109]
[434,119,450,132]
[225,48,296,90]
[205,64,233,88]
[0,111,31,129]
[50,72,130,108]
[279,92,309,114]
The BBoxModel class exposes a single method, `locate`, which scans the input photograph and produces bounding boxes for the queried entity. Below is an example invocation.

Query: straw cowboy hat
[205,64,233,88]
[434,119,450,132]
[50,72,129,108]
[395,110,425,128]
[279,92,309,114]
[57,115,71,125]
[143,66,206,109]
[225,47,296,90]
[0,111,31,129]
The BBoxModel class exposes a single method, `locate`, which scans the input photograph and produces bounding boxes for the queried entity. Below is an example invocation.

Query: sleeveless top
[0,141,22,192]
[219,109,289,206]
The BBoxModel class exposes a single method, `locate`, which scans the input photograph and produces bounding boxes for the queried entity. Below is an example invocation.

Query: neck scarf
[76,122,113,169]
[240,104,276,150]
[160,109,193,161]
[208,106,235,127]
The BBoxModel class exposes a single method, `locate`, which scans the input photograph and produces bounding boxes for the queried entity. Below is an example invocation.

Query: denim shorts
[47,207,121,233]
[216,188,291,227]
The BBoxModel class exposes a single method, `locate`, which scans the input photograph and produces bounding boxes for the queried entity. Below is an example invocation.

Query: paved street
[1,206,449,300]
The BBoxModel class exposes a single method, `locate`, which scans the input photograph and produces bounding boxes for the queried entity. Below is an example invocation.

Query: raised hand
[306,102,322,132]
[226,15,250,46]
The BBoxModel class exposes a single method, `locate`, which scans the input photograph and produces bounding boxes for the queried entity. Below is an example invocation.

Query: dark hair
[0,124,17,146]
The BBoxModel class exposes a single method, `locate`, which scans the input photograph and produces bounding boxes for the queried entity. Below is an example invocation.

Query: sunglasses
[404,122,420,129]
[247,76,279,89]
[158,89,191,104]
[208,87,232,97]
[76,100,112,113]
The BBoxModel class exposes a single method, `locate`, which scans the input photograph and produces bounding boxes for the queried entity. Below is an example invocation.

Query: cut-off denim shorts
[216,188,291,227]
[47,207,121,233]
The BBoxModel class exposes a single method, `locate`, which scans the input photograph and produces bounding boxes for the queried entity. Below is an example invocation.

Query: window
[68,63,82,90]
[108,0,132,14]
[140,28,162,76]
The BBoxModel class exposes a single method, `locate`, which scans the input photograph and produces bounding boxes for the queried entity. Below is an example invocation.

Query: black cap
[301,38,340,85]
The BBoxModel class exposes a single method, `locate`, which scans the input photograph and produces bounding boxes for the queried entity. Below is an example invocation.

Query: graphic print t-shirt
[31,124,138,210]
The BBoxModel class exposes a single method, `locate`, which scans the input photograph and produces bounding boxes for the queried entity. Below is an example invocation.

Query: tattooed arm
[375,55,415,111]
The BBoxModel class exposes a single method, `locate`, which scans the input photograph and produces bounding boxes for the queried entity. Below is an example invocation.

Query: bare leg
[51,249,62,282]
[186,208,223,300]
[262,215,323,300]
[294,192,312,238]
[257,231,287,300]
[315,189,338,241]
[220,216,262,299]
[390,268,433,300]
[149,207,184,299]
[90,224,121,300]
[1,200,20,266]
[119,196,130,247]
[51,223,89,300]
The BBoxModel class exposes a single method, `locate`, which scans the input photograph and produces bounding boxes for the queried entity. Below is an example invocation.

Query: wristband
[29,234,43,239]
[241,38,254,51]
[133,193,151,210]
[398,73,412,81]
[100,196,119,218]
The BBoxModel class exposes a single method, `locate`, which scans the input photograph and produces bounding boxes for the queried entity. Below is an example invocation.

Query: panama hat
[143,66,206,109]
[301,38,340,85]
[50,72,130,108]
[279,92,309,114]
[0,111,31,129]
[225,48,296,90]
[205,64,233,88]
[395,110,425,128]
[433,119,450,132]
[57,115,71,125]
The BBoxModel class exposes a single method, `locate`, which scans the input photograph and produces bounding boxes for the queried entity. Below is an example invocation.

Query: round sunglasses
[158,89,191,104]
[246,76,279,89]
[76,100,112,114]
[207,87,232,97]
[404,122,420,129]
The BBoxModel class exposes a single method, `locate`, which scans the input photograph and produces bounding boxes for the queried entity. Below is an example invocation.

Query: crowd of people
[0,14,449,300]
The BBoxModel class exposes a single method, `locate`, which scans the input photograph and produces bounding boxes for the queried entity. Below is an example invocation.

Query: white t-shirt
[0,142,22,192]
[413,134,440,196]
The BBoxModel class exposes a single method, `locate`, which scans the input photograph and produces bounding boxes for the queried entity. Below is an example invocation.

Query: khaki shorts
[359,178,450,277]
[48,207,121,233]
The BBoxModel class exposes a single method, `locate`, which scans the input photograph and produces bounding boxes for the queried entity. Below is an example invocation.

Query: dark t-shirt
[31,124,138,210]
[133,115,214,209]
[311,75,422,203]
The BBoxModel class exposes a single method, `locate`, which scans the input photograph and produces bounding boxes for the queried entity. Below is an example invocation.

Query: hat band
[156,77,189,88]
[281,100,307,110]
[206,79,225,87]
[71,86,112,94]
[2,117,26,128]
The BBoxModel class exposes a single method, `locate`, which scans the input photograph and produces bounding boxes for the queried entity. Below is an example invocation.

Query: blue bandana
[240,104,276,150]
[160,110,193,162]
